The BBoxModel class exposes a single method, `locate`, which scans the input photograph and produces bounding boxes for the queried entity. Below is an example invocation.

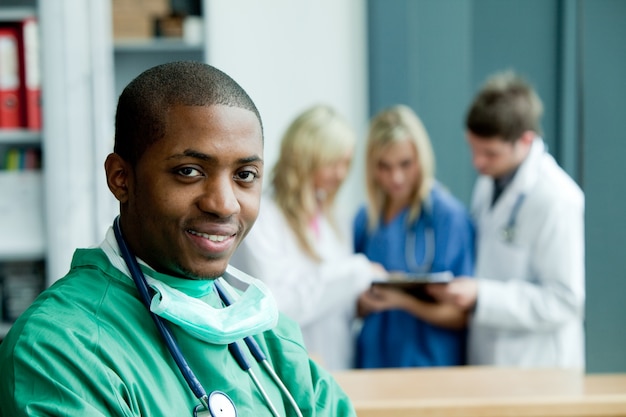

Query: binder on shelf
[23,147,40,170]
[1,147,40,170]
[0,26,22,128]
[15,16,41,131]
[0,16,41,131]
[3,147,20,170]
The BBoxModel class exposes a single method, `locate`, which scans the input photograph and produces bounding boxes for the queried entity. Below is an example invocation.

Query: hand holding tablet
[371,271,454,302]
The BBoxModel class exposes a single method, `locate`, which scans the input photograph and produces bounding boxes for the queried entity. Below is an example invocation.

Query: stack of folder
[1,147,40,170]
[0,15,41,130]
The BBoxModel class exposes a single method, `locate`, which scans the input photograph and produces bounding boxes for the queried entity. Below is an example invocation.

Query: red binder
[0,27,22,128]
[14,17,41,130]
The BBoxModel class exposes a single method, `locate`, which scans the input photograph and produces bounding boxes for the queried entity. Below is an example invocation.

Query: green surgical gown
[0,248,356,416]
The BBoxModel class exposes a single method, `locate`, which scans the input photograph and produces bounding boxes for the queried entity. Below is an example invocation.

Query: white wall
[205,0,369,221]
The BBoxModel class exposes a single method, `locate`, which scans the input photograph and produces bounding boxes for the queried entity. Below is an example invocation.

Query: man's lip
[186,228,237,240]
[186,228,238,254]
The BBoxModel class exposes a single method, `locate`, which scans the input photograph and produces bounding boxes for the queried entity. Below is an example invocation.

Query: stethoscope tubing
[405,201,436,274]
[113,217,210,409]
[214,281,303,417]
[502,193,526,243]
[405,224,435,274]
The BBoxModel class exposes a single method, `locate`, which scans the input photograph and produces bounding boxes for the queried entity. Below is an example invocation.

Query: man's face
[116,104,263,279]
[466,131,527,178]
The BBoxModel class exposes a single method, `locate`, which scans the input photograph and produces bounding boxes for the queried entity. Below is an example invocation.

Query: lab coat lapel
[488,138,544,219]
[472,138,545,244]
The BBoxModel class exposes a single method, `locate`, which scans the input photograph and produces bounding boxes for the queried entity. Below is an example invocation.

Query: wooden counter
[332,367,626,417]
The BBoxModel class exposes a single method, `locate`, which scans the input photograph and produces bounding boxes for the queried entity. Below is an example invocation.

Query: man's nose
[197,176,240,217]
[472,153,487,170]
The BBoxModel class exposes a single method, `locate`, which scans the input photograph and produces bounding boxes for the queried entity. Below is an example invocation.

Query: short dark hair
[465,70,543,142]
[114,61,263,165]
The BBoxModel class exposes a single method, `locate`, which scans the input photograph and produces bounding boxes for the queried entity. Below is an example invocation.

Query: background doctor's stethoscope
[404,200,436,273]
[405,192,525,273]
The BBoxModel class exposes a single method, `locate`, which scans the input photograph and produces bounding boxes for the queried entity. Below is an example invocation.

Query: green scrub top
[0,248,356,417]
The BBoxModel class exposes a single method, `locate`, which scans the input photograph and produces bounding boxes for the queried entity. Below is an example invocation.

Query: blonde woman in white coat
[231,105,384,370]
[429,71,585,369]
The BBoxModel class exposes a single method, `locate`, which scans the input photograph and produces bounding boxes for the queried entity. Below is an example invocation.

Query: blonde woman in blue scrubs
[354,105,475,368]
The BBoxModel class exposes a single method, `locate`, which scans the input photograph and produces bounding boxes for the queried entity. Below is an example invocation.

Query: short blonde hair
[365,105,435,231]
[272,104,356,260]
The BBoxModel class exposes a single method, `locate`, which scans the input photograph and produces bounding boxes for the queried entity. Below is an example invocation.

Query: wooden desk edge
[351,395,626,417]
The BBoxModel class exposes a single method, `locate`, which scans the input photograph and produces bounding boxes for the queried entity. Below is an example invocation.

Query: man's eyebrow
[167,149,263,165]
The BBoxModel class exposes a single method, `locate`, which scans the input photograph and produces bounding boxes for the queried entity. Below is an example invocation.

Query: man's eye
[235,170,258,183]
[178,167,203,177]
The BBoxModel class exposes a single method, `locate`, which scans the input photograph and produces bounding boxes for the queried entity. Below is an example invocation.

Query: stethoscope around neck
[501,193,526,243]
[112,217,303,417]
[404,200,435,273]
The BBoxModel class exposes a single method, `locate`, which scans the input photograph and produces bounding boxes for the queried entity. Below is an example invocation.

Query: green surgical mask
[100,228,278,346]
[146,266,278,345]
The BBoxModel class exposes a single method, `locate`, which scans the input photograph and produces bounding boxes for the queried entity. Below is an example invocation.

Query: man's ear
[519,130,536,147]
[105,153,131,203]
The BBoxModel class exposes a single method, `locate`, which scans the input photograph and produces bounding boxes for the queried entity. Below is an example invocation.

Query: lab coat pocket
[494,330,558,367]
[489,241,530,281]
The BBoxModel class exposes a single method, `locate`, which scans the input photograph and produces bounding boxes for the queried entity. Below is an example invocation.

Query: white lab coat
[469,138,585,369]
[230,194,375,370]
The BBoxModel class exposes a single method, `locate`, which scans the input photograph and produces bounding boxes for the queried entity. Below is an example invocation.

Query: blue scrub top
[354,184,475,368]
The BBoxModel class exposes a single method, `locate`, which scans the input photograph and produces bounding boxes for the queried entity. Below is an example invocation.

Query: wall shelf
[114,38,203,53]
[0,7,35,22]
[0,130,41,145]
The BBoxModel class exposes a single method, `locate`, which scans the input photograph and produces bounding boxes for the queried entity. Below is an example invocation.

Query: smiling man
[0,62,356,416]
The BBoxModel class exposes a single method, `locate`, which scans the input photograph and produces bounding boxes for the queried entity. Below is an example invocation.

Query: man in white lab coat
[429,71,585,369]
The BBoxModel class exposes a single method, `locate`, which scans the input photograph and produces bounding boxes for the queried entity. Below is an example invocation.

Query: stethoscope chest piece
[194,391,237,417]
[502,226,515,243]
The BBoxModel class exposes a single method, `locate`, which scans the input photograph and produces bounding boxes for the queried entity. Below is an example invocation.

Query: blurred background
[0,0,624,373]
